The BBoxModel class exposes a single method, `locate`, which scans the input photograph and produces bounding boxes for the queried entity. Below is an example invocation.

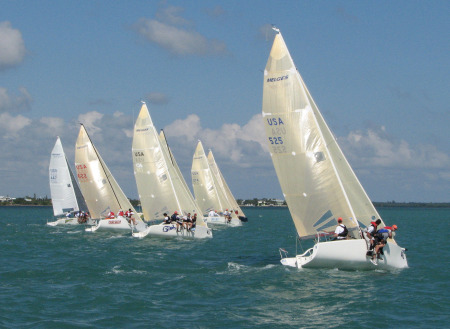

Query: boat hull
[47,218,94,226]
[204,216,242,227]
[85,216,134,232]
[132,223,213,239]
[281,239,408,270]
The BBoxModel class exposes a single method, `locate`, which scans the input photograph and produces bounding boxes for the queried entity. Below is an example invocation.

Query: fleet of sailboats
[262,28,408,270]
[44,28,408,271]
[74,124,146,233]
[191,140,244,226]
[48,137,89,226]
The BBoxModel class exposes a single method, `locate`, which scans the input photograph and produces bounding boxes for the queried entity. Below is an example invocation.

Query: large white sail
[49,137,87,216]
[132,103,206,226]
[191,141,224,214]
[262,31,382,240]
[74,125,138,220]
[207,151,246,219]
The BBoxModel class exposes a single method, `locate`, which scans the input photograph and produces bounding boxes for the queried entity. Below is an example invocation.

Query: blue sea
[0,206,448,328]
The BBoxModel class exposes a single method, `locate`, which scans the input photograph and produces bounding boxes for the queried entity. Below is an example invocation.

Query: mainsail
[74,124,138,220]
[132,103,206,226]
[262,31,382,240]
[207,150,245,219]
[191,141,225,214]
[49,137,87,216]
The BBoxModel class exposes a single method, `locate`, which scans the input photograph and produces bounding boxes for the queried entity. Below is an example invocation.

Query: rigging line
[80,124,124,211]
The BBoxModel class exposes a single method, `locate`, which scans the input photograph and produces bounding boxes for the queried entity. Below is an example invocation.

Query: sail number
[76,163,89,183]
[268,137,283,145]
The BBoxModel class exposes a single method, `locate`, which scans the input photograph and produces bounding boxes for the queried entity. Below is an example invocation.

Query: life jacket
[338,224,348,237]
[108,211,115,219]
[118,210,124,217]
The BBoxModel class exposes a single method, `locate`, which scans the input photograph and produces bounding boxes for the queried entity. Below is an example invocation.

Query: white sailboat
[74,124,146,232]
[47,137,90,226]
[131,102,212,239]
[207,150,247,222]
[191,140,242,227]
[262,28,408,270]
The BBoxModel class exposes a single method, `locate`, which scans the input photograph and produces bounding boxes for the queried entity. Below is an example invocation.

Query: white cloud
[77,111,104,135]
[0,21,26,70]
[342,127,450,170]
[134,7,227,56]
[0,112,32,138]
[0,87,32,113]
[39,117,65,132]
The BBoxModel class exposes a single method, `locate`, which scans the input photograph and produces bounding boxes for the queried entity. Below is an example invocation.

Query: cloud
[205,6,226,18]
[0,87,32,113]
[1,110,448,202]
[134,6,227,56]
[0,112,32,138]
[77,111,104,135]
[0,21,26,70]
[147,92,169,105]
[341,126,450,171]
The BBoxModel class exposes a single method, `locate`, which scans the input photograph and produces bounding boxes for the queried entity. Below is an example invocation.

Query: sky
[0,0,448,202]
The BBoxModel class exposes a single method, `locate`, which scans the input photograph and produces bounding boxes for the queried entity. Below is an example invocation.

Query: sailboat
[191,140,242,227]
[131,102,212,239]
[74,124,146,232]
[47,137,90,226]
[262,28,408,270]
[207,150,247,222]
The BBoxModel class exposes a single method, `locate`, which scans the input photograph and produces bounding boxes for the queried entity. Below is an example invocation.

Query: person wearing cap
[371,225,398,265]
[332,217,348,240]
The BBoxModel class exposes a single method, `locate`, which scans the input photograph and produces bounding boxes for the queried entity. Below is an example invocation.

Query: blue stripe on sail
[313,210,333,228]
[316,219,337,232]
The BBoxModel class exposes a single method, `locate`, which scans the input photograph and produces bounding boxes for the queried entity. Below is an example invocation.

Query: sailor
[162,213,171,224]
[125,208,136,225]
[189,213,197,231]
[208,210,218,217]
[107,211,115,219]
[182,213,192,230]
[117,209,124,217]
[371,225,398,265]
[223,209,231,223]
[332,217,348,240]
[364,219,382,254]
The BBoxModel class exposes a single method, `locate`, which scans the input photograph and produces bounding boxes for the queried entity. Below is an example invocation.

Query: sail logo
[77,145,87,149]
[136,128,149,132]
[135,151,144,157]
[267,118,284,126]
[76,164,87,169]
[267,75,288,83]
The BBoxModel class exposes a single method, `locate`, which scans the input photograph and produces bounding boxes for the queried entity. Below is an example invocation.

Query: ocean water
[0,206,448,328]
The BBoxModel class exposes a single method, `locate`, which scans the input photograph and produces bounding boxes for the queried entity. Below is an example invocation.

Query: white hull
[85,216,143,232]
[47,218,94,226]
[132,223,213,239]
[204,216,242,227]
[281,239,408,270]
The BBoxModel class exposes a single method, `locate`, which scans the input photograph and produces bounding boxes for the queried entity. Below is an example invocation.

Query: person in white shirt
[332,217,348,240]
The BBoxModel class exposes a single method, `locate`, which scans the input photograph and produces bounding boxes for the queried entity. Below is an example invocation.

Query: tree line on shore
[1,195,449,208]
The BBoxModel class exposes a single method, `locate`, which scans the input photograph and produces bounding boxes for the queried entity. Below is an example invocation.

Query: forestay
[262,32,382,240]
